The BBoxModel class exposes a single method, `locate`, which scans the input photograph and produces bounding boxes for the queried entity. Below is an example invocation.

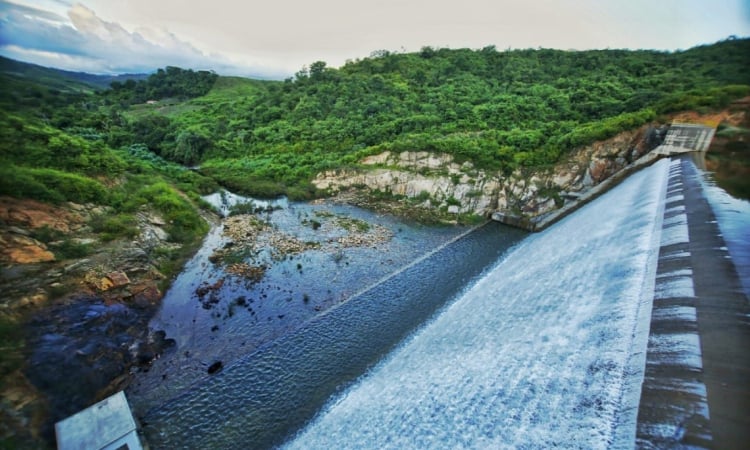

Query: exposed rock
[314,151,499,216]
[135,212,170,250]
[64,259,92,274]
[0,194,194,449]
[105,271,130,289]
[96,276,114,291]
[226,263,266,281]
[16,291,48,308]
[146,214,166,226]
[1,235,55,264]
[130,282,162,307]
[7,226,30,236]
[207,361,223,374]
[0,196,84,232]
[314,121,671,222]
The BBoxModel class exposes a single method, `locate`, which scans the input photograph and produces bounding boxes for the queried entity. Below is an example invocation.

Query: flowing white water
[285,159,669,449]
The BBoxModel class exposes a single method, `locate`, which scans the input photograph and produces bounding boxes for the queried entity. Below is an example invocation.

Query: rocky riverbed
[0,192,469,448]
[0,195,204,448]
[125,193,470,415]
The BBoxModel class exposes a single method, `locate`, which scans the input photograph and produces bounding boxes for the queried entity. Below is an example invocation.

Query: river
[133,159,666,448]
[127,193,528,445]
[129,154,750,449]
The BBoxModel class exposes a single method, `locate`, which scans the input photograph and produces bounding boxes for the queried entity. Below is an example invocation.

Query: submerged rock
[207,361,223,374]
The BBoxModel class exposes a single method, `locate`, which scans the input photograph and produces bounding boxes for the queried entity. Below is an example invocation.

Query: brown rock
[0,196,84,232]
[17,291,48,308]
[105,271,130,288]
[98,277,115,291]
[2,235,55,264]
[132,283,162,306]
[588,160,610,183]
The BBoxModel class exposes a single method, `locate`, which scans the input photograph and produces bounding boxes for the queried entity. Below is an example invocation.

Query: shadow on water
[140,221,527,449]
[23,297,173,442]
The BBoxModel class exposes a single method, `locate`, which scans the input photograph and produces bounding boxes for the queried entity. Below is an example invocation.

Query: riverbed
[126,192,485,413]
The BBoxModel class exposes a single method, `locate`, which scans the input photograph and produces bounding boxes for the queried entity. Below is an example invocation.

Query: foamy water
[284,160,669,449]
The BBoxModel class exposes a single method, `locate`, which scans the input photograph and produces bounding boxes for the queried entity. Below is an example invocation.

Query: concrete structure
[637,156,750,449]
[492,123,717,231]
[55,391,143,450]
[658,123,716,153]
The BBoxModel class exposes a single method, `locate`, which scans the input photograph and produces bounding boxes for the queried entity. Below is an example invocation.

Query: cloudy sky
[1,0,749,78]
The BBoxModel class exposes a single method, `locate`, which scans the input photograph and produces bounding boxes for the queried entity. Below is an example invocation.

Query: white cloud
[1,0,748,78]
[0,1,284,77]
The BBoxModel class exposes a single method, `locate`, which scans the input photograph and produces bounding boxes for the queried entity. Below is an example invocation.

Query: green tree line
[2,37,749,202]
[122,38,749,196]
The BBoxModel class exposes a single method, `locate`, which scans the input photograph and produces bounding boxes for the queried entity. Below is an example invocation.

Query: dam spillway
[139,155,749,448]
[283,159,669,449]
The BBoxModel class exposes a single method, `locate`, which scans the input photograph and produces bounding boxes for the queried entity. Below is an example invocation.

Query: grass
[50,239,92,259]
[90,213,139,241]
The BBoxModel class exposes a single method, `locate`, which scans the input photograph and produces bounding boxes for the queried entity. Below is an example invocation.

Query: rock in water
[207,361,223,374]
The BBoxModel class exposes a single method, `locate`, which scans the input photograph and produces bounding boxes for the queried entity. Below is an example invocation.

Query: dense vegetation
[106,66,219,105]
[0,63,216,250]
[103,38,749,197]
[1,38,749,205]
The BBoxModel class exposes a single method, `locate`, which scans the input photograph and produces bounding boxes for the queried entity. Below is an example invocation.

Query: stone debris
[226,263,266,281]
[105,271,131,289]
[211,210,393,274]
[1,234,55,264]
[335,224,392,248]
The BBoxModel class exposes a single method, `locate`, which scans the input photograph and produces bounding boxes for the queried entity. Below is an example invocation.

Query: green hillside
[0,61,216,256]
[1,38,749,203]
[116,38,750,197]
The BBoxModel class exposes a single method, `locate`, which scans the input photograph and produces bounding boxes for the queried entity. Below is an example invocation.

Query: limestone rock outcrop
[314,123,665,219]
[315,151,501,215]
[1,234,55,264]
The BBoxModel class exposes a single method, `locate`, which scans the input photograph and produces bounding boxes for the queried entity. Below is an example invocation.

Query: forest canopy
[1,37,749,200]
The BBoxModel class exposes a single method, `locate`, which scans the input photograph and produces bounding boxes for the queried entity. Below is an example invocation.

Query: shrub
[0,165,108,204]
[228,201,258,216]
[90,213,139,241]
[51,239,92,259]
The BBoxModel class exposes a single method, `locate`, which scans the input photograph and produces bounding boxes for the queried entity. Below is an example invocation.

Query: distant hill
[0,56,148,91]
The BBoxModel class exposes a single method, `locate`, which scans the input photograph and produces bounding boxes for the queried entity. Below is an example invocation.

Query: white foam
[647,332,703,369]
[660,250,691,261]
[664,205,686,216]
[656,268,693,279]
[659,222,689,247]
[665,194,684,203]
[662,214,687,228]
[654,276,695,299]
[284,160,670,450]
[651,305,697,322]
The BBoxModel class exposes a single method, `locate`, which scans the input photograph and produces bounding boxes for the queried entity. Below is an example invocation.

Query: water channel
[129,154,749,449]
[129,193,528,447]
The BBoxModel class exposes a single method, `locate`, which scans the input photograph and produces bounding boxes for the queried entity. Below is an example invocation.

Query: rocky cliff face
[315,151,501,215]
[314,124,666,219]
[496,124,665,218]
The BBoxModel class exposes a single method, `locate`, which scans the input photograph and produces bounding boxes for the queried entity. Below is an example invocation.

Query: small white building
[55,391,143,450]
